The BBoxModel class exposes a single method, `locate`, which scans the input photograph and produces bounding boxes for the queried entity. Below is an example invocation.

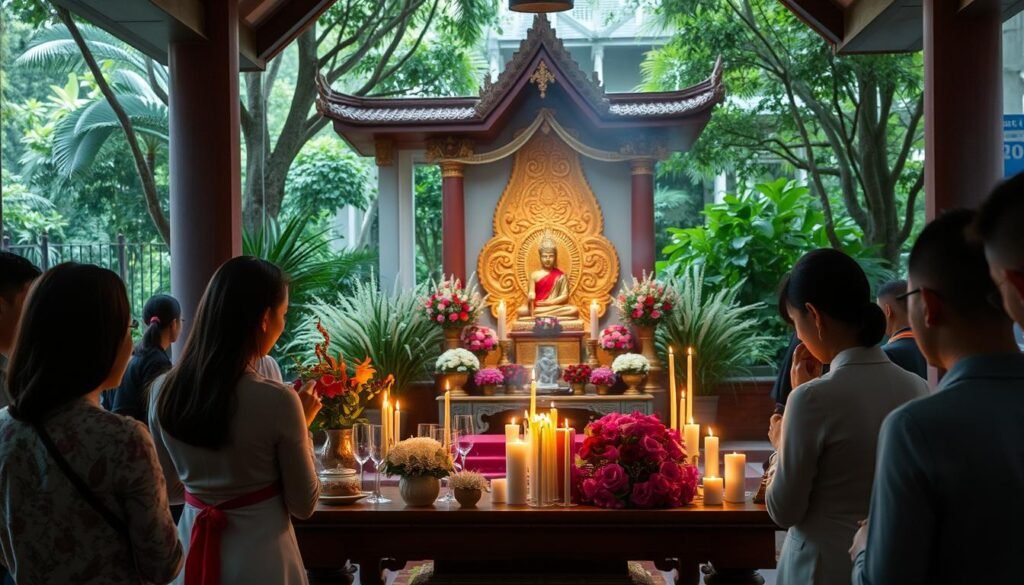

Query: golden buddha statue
[516,231,580,320]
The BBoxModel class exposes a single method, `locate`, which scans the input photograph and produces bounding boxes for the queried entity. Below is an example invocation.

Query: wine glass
[432,427,457,504]
[366,424,391,504]
[417,423,438,438]
[454,415,475,471]
[353,423,372,494]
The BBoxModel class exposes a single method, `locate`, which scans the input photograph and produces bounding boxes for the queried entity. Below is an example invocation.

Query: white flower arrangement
[380,437,454,479]
[611,352,650,375]
[436,348,481,374]
[449,471,488,491]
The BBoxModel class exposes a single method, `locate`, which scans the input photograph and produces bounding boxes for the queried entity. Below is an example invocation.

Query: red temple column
[924,0,1002,218]
[441,161,466,282]
[168,0,241,347]
[630,159,656,278]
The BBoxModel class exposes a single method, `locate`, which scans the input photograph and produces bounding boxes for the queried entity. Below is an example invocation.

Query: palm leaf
[17,25,148,74]
[50,95,168,175]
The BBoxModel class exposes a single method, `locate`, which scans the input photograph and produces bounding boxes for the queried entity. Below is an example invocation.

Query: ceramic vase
[446,372,470,397]
[620,373,646,396]
[571,382,586,396]
[453,487,482,508]
[480,384,497,396]
[443,328,462,350]
[399,476,440,507]
[595,384,610,396]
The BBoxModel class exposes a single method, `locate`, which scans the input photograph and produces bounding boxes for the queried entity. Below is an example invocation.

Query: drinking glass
[366,424,391,504]
[417,423,438,438]
[353,423,372,494]
[432,427,457,504]
[454,415,475,471]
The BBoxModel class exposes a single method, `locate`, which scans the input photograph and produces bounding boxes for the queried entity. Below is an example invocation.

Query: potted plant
[436,348,480,396]
[533,316,562,336]
[599,324,634,359]
[423,275,485,349]
[380,437,454,506]
[614,273,676,367]
[499,363,529,394]
[449,471,488,507]
[611,353,650,396]
[461,325,498,361]
[291,320,385,470]
[562,364,592,395]
[589,366,616,395]
[655,265,772,425]
[474,367,504,396]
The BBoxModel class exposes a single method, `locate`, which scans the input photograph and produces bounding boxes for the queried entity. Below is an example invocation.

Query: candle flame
[565,418,569,428]
[499,299,506,309]
[708,427,714,437]
[688,347,694,356]
[531,370,536,382]
[669,345,674,354]
[395,400,400,411]
[511,417,516,425]
[445,380,450,390]
[689,417,695,425]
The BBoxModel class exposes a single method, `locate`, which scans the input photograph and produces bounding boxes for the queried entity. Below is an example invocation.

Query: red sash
[889,329,915,342]
[183,483,281,585]
[534,268,564,302]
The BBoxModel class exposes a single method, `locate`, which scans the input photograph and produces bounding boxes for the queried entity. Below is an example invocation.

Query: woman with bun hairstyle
[766,249,929,585]
[104,294,182,423]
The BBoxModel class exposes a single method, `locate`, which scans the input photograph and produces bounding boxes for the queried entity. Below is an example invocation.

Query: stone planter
[693,395,720,426]
[399,476,440,506]
[444,372,470,397]
[620,372,646,396]
[320,428,356,471]
[453,487,482,508]
[480,383,497,396]
[570,382,586,396]
[595,384,610,396]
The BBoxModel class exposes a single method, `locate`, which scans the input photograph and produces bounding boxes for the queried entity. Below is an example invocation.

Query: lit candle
[529,372,537,421]
[444,386,451,449]
[668,346,677,432]
[680,393,686,436]
[381,391,391,455]
[505,417,520,444]
[684,419,700,468]
[497,300,507,340]
[549,403,558,438]
[506,440,528,505]
[491,478,508,504]
[589,300,599,340]
[687,347,695,424]
[705,428,719,478]
[563,419,572,504]
[724,452,746,503]
[394,400,401,443]
[703,476,723,506]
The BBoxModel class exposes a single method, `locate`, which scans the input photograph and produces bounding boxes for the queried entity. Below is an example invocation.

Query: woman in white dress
[149,257,322,585]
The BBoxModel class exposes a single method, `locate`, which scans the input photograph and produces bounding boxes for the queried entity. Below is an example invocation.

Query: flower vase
[595,384,610,396]
[446,372,470,397]
[443,328,462,350]
[399,476,440,506]
[571,382,586,396]
[480,384,497,396]
[620,373,646,396]
[633,326,660,370]
[320,428,357,471]
[453,487,482,508]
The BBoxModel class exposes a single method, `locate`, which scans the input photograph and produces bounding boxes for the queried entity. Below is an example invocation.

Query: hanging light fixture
[509,0,574,13]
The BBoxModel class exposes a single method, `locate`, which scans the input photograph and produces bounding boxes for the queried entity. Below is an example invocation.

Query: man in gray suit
[850,207,1024,585]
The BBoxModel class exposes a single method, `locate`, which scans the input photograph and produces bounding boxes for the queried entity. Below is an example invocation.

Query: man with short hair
[850,210,1024,585]
[0,252,41,408]
[876,279,927,378]
[976,173,1024,329]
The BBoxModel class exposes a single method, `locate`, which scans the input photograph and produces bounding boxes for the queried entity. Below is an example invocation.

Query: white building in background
[1005,14,1024,114]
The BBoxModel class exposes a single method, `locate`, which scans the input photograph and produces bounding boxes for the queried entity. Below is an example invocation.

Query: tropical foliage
[655,265,773,394]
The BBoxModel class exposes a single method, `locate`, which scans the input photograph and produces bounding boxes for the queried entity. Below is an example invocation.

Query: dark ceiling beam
[777,0,844,46]
[255,0,337,61]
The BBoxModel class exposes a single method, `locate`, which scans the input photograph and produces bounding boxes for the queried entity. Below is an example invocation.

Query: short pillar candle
[703,477,723,506]
[491,478,508,504]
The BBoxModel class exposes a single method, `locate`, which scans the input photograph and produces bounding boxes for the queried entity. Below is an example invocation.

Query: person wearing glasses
[976,174,1024,331]
[876,280,927,379]
[767,249,929,585]
[102,294,182,423]
[850,209,1024,585]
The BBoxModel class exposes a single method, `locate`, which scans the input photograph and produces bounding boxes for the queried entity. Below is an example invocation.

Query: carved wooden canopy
[477,128,619,328]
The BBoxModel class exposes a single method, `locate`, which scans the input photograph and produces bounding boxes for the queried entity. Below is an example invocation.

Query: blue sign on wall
[1004,115,1024,177]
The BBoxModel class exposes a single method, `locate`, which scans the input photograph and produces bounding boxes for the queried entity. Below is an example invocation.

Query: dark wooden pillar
[630,159,656,278]
[441,161,466,282]
[924,0,1002,218]
[168,0,242,346]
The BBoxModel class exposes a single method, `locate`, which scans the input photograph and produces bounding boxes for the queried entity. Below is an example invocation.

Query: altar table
[295,487,777,585]
[438,394,655,434]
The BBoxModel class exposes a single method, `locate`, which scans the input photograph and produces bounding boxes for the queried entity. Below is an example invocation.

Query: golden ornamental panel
[478,130,619,326]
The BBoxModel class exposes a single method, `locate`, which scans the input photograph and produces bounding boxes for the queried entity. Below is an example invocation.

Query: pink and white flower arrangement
[614,273,676,328]
[474,367,504,386]
[600,324,635,351]
[460,325,498,355]
[574,412,699,509]
[423,276,484,330]
[589,367,616,386]
[499,363,529,388]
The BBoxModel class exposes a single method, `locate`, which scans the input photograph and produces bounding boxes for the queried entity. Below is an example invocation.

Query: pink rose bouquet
[474,367,504,386]
[600,324,635,351]
[461,325,498,355]
[574,412,698,509]
[614,273,676,328]
[589,366,616,386]
[423,276,484,330]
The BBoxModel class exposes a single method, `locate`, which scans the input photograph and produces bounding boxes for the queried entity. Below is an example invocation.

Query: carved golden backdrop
[478,128,619,329]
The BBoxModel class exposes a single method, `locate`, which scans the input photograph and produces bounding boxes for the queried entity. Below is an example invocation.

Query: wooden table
[296,488,777,585]
[438,394,655,433]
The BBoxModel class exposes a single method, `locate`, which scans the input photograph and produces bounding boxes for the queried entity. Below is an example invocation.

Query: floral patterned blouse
[0,399,183,584]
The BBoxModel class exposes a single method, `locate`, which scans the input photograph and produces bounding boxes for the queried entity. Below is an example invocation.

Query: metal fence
[2,234,171,315]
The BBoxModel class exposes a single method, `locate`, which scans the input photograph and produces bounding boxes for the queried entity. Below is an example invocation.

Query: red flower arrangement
[574,412,699,509]
[499,363,529,388]
[423,277,484,330]
[562,363,592,385]
[599,324,635,351]
[614,273,676,328]
[460,325,498,355]
[292,320,389,431]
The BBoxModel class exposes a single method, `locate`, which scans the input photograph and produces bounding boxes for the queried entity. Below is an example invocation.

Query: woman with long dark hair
[0,263,183,584]
[103,294,182,422]
[149,256,321,585]
[766,249,929,585]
